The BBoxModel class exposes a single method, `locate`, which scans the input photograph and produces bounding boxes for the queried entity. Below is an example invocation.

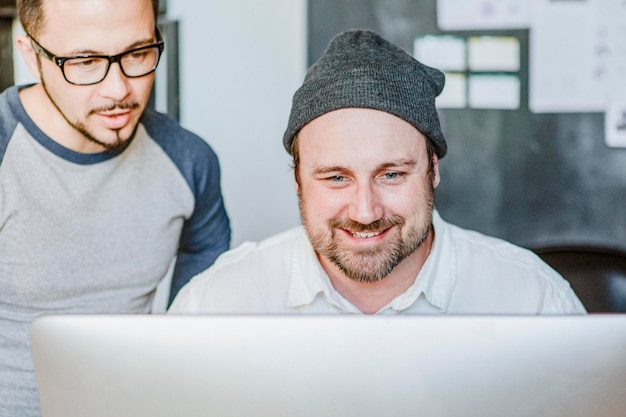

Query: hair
[17,0,160,38]
[290,131,438,187]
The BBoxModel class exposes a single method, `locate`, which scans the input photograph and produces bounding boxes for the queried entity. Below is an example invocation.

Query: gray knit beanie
[283,29,447,158]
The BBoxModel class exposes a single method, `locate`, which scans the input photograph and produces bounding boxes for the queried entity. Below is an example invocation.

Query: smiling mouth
[351,230,383,239]
[333,216,404,241]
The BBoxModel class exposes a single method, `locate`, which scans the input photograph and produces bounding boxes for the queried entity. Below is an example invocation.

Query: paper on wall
[468,36,520,72]
[437,73,467,109]
[469,74,520,110]
[605,101,626,147]
[437,0,530,30]
[529,0,626,114]
[600,1,626,146]
[414,35,466,72]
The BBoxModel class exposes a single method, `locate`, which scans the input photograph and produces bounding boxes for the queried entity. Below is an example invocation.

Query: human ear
[15,35,42,81]
[294,178,300,195]
[432,154,441,188]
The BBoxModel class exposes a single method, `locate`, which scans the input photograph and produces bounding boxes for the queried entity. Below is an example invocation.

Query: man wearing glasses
[0,1,230,415]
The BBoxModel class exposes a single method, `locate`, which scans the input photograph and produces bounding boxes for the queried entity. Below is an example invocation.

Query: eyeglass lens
[63,46,161,85]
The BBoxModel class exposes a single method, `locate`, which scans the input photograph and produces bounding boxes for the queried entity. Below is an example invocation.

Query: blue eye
[384,172,398,180]
[331,175,344,182]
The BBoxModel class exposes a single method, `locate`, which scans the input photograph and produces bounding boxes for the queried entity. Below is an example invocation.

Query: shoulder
[194,226,302,278]
[140,109,221,194]
[169,227,305,313]
[0,87,21,163]
[436,212,552,273]
[434,213,585,313]
[140,109,218,160]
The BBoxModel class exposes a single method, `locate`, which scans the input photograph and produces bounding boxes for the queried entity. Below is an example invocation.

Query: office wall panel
[308,0,626,250]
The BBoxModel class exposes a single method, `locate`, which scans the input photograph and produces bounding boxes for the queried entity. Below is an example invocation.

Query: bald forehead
[298,109,429,168]
[299,109,427,148]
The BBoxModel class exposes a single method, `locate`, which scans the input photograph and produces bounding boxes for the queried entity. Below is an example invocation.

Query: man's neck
[320,228,434,314]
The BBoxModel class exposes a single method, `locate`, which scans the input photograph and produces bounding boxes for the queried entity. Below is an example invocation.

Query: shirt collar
[285,228,333,307]
[385,210,458,313]
[285,229,362,313]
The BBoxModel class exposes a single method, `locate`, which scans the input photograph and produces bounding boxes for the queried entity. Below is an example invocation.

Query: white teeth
[352,231,381,239]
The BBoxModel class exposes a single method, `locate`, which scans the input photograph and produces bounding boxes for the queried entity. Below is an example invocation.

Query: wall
[309,0,626,251]
[0,15,14,92]
[157,0,307,310]
[166,0,306,248]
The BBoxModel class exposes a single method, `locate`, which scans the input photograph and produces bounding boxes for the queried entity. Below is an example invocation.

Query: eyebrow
[311,165,346,176]
[378,159,418,170]
[311,159,418,176]
[65,37,157,57]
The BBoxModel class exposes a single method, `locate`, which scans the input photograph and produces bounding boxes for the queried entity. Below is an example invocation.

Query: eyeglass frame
[28,29,165,86]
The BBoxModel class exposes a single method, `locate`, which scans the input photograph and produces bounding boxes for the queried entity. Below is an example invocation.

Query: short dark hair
[17,0,159,38]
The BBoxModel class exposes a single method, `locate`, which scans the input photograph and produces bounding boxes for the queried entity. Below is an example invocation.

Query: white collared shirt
[169,211,586,315]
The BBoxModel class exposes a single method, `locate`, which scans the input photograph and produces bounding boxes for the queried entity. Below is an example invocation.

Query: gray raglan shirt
[0,85,230,416]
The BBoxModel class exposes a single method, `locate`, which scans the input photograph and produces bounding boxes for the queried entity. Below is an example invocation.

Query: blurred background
[2,0,625,252]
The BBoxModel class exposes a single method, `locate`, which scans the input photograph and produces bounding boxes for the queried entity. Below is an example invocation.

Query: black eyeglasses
[29,31,165,86]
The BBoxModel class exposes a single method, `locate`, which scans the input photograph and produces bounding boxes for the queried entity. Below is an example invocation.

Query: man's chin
[101,139,130,153]
[335,256,396,284]
[86,134,129,152]
[75,124,133,152]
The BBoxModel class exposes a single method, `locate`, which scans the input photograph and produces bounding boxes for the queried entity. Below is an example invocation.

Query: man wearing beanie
[169,30,585,315]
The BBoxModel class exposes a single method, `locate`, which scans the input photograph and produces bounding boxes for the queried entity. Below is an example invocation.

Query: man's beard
[40,76,139,152]
[300,182,436,284]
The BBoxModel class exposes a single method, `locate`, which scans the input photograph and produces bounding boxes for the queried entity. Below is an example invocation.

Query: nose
[98,62,131,101]
[347,181,384,225]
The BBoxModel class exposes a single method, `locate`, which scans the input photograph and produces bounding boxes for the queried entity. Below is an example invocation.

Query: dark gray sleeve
[0,87,20,165]
[141,110,231,304]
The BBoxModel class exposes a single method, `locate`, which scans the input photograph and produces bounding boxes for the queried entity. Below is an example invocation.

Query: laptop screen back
[30,314,626,417]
